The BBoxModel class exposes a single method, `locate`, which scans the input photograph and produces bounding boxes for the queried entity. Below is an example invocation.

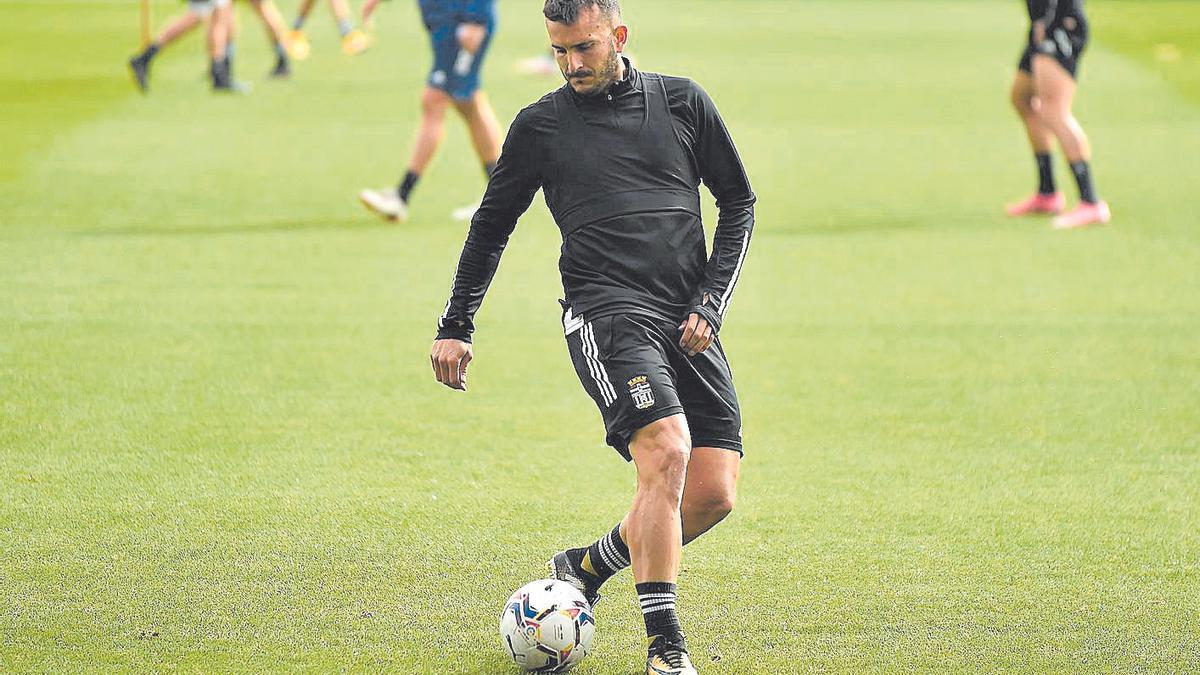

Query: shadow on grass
[73,216,393,238]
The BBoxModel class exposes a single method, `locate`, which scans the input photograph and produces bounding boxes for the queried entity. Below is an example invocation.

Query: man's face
[546,6,628,97]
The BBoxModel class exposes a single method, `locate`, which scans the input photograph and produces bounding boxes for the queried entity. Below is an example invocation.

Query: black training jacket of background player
[436,58,755,342]
[1026,0,1088,35]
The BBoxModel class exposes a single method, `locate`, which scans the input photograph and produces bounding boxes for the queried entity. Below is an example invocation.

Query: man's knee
[630,417,692,492]
[452,94,479,119]
[687,480,736,520]
[1011,89,1035,115]
[420,87,452,119]
[1035,101,1067,129]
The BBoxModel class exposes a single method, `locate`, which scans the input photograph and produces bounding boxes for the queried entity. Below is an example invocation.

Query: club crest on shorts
[627,375,655,410]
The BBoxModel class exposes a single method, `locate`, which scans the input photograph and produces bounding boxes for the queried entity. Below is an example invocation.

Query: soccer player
[358,0,503,223]
[1007,0,1111,229]
[429,2,754,672]
[128,0,238,92]
[239,0,294,78]
[287,0,371,58]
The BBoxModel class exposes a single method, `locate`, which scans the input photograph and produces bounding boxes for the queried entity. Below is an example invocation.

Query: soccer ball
[499,579,596,672]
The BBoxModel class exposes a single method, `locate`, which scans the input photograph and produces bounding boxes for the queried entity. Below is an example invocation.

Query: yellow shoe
[286,30,310,61]
[646,638,697,675]
[341,29,371,56]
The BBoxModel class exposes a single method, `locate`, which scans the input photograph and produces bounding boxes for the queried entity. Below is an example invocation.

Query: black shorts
[562,309,743,461]
[1019,26,1087,79]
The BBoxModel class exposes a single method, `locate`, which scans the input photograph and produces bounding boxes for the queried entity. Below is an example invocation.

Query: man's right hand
[456,23,488,55]
[431,339,473,391]
[1032,20,1047,45]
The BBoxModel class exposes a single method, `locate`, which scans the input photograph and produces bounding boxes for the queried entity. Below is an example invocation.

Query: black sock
[1070,160,1098,204]
[397,171,420,202]
[637,582,686,649]
[138,43,160,63]
[570,523,630,585]
[1035,152,1055,195]
[275,42,288,60]
[292,16,306,31]
[211,58,227,87]
[484,161,497,178]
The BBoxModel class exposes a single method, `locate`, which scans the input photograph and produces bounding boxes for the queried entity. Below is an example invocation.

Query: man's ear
[614,24,629,52]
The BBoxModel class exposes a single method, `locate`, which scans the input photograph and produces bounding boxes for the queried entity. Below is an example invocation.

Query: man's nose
[568,53,585,73]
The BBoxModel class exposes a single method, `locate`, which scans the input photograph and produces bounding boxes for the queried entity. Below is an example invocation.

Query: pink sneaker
[1052,201,1112,230]
[1005,192,1065,217]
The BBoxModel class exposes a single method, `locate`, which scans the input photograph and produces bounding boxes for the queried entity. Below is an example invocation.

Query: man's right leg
[397,86,453,205]
[207,2,234,90]
[359,86,453,222]
[1033,54,1110,228]
[1006,69,1064,216]
[409,86,454,177]
[626,415,697,674]
[627,415,690,585]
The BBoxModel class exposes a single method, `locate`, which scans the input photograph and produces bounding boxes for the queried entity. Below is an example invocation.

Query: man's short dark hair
[543,0,621,24]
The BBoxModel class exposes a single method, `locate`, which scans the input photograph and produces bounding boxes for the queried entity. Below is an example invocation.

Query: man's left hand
[678,312,715,357]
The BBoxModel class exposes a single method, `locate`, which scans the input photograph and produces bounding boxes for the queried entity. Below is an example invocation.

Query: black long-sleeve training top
[436,59,755,343]
[1026,0,1087,33]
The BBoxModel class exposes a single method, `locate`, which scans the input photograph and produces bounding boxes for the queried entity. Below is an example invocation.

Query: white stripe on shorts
[577,325,609,406]
[581,323,616,406]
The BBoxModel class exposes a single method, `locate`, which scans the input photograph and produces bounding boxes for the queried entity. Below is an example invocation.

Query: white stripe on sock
[610,541,630,567]
[594,538,619,572]
[640,601,677,614]
[600,537,626,572]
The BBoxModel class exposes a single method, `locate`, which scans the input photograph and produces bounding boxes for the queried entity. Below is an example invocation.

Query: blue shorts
[426,20,494,100]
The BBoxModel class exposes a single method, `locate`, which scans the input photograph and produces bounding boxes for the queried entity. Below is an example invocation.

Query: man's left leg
[248,0,292,77]
[448,90,502,221]
[681,447,739,544]
[208,2,235,90]
[329,0,371,54]
[550,447,739,605]
[452,91,502,175]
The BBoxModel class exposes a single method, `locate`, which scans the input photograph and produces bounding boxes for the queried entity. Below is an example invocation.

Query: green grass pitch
[2,0,1198,671]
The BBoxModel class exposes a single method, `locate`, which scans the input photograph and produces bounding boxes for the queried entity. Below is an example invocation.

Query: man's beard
[565,43,621,98]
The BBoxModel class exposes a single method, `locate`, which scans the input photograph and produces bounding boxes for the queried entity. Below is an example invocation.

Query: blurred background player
[129,0,238,92]
[228,0,294,79]
[358,0,502,223]
[287,0,371,58]
[1006,0,1111,229]
[516,48,559,77]
[360,0,383,29]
